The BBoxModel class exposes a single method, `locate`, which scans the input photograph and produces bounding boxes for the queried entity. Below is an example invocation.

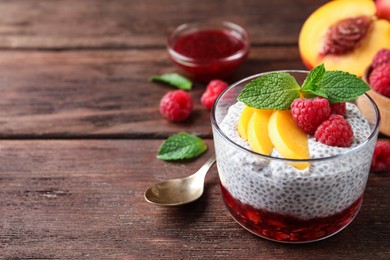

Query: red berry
[370,139,390,172]
[159,90,193,122]
[330,102,346,116]
[201,79,228,110]
[369,64,390,98]
[371,48,390,69]
[291,97,331,134]
[314,115,354,147]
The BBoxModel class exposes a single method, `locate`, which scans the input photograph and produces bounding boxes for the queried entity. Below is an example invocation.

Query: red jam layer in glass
[171,29,247,81]
[221,184,363,242]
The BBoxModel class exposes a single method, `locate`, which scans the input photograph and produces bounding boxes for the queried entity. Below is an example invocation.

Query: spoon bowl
[144,156,216,206]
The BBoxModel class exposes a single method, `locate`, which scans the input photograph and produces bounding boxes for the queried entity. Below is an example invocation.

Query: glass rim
[167,21,250,64]
[210,70,381,164]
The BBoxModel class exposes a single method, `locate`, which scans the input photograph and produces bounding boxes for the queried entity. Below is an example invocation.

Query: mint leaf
[301,64,328,98]
[237,72,300,110]
[319,71,370,103]
[149,73,192,90]
[300,87,328,99]
[301,64,325,90]
[157,132,207,161]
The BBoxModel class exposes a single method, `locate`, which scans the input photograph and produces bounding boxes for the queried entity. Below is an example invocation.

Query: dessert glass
[211,70,380,243]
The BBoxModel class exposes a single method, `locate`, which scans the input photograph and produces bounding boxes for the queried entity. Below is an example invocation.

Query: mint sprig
[149,73,192,90]
[318,71,370,103]
[157,132,207,161]
[301,65,370,103]
[237,72,300,110]
[238,64,370,109]
[301,64,327,98]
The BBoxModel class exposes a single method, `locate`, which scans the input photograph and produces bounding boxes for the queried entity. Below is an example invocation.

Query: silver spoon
[144,155,216,206]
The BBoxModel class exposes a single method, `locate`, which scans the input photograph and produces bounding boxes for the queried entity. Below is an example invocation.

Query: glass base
[221,185,363,243]
[228,206,360,244]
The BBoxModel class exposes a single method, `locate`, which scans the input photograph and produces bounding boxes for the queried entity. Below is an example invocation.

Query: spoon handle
[193,155,216,179]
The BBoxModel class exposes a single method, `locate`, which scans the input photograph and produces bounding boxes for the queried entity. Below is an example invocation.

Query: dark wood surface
[1,0,389,259]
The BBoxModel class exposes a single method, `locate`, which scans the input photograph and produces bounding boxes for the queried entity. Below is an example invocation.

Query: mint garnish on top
[301,64,371,103]
[238,64,370,109]
[149,73,192,90]
[237,72,301,110]
[300,63,327,98]
[157,132,207,161]
[314,70,371,103]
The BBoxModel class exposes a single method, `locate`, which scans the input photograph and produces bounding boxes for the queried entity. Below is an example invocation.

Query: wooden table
[1,0,389,259]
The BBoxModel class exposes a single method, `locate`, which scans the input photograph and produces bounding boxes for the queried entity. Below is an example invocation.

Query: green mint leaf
[300,88,328,99]
[237,72,300,110]
[319,71,370,103]
[301,64,328,98]
[157,132,207,161]
[301,83,328,99]
[149,73,192,90]
[301,64,325,91]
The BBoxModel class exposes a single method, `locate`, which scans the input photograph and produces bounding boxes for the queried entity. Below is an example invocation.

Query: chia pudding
[211,71,380,243]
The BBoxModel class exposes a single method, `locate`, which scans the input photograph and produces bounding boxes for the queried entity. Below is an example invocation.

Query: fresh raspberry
[159,90,193,122]
[330,102,346,116]
[370,139,390,172]
[314,115,354,147]
[290,97,331,134]
[371,48,390,69]
[201,79,228,110]
[369,64,390,98]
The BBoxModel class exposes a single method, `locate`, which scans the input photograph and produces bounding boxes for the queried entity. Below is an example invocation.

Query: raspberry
[290,97,331,134]
[369,64,390,98]
[371,48,390,69]
[314,115,354,147]
[201,79,228,110]
[159,90,193,122]
[370,139,390,172]
[330,102,346,116]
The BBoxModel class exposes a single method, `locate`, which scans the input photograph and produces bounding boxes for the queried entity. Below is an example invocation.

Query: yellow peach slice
[237,106,256,140]
[299,0,390,77]
[268,110,309,170]
[247,109,274,155]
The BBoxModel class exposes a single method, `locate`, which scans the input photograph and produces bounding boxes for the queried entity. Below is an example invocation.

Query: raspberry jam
[174,30,244,60]
[221,184,363,242]
[168,26,249,82]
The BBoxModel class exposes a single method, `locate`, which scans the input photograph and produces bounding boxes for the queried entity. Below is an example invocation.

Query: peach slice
[247,109,274,155]
[268,110,309,170]
[299,0,390,77]
[237,106,256,140]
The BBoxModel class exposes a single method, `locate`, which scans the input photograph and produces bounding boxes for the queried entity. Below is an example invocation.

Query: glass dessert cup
[211,70,380,243]
[167,21,249,82]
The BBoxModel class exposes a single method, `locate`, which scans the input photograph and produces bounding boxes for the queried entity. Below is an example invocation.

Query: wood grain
[0,0,325,138]
[0,0,327,49]
[0,0,388,259]
[0,47,305,138]
[0,140,389,259]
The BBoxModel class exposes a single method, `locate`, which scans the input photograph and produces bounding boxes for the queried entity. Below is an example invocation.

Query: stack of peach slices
[299,0,390,78]
[236,64,370,169]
